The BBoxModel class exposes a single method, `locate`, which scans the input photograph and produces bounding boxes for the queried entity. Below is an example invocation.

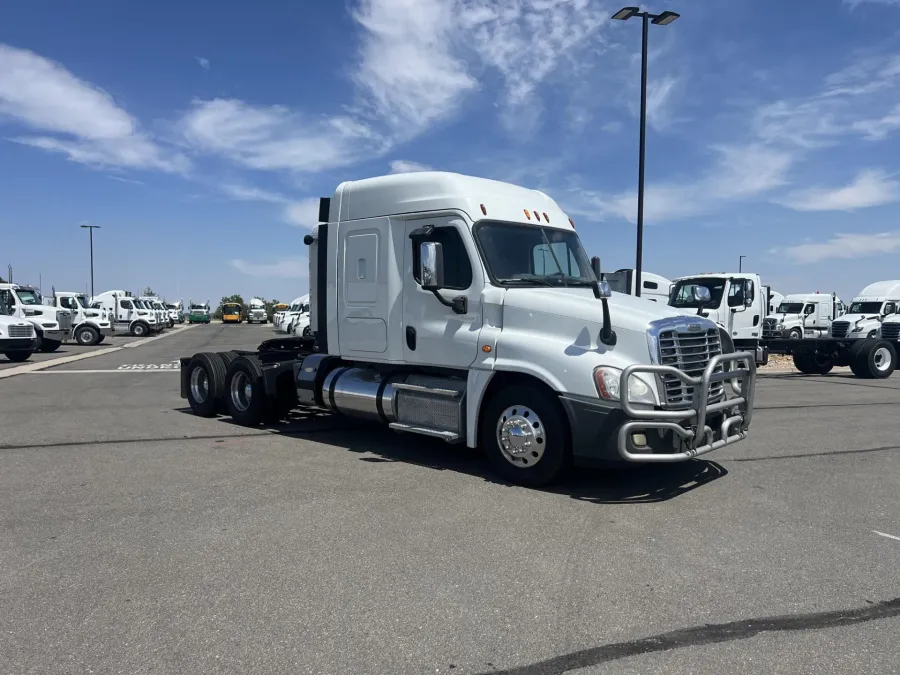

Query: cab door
[401,216,483,368]
[727,278,759,340]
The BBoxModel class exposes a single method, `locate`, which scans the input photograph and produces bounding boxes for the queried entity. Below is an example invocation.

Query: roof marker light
[568,217,575,229]
[480,203,487,215]
[533,211,541,222]
[524,209,531,220]
[543,212,550,222]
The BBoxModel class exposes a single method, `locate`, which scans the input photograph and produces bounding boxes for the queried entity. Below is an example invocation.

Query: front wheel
[4,351,31,362]
[480,385,571,487]
[789,328,802,340]
[131,322,149,337]
[39,339,61,353]
[75,325,100,346]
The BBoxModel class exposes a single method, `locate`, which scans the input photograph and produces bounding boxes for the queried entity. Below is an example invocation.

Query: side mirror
[743,280,754,307]
[590,256,602,282]
[692,286,711,304]
[419,241,444,291]
[596,280,612,299]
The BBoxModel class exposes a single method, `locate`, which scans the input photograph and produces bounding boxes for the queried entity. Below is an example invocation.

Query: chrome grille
[8,325,33,338]
[57,311,72,331]
[658,328,724,408]
[881,323,900,340]
[831,321,850,338]
[762,318,780,339]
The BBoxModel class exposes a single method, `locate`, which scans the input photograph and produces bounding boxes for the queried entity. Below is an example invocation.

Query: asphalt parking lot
[1,324,898,675]
[0,331,147,371]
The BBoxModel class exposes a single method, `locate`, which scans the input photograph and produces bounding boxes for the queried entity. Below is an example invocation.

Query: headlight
[594,367,657,405]
[24,308,39,316]
[851,326,864,333]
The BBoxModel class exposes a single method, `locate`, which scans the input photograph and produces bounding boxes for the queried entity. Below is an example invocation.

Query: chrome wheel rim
[190,367,209,403]
[230,371,252,412]
[79,330,92,344]
[874,347,892,372]
[496,405,545,468]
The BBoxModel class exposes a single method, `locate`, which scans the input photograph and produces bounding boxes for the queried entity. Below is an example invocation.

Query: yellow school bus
[222,302,243,324]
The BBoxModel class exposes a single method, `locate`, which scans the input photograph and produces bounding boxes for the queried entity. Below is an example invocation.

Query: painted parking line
[0,326,194,380]
[873,530,900,542]
[31,369,179,374]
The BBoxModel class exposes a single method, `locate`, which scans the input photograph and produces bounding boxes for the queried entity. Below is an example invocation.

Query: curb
[0,325,195,380]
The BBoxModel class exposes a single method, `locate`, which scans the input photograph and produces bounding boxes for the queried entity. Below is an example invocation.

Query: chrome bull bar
[617,352,757,463]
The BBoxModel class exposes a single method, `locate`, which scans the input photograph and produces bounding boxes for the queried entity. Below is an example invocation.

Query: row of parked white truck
[0,285,188,362]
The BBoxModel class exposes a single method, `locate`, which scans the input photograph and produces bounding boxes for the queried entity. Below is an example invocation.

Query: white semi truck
[602,269,672,303]
[0,283,73,352]
[247,298,268,324]
[273,295,309,333]
[668,273,774,366]
[179,172,756,487]
[91,290,160,337]
[762,292,845,340]
[829,281,900,340]
[165,300,184,324]
[46,290,114,345]
[138,297,170,329]
[765,280,900,377]
[0,295,38,362]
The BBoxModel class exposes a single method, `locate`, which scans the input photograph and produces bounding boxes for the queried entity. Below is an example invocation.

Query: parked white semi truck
[46,290,114,345]
[762,292,845,340]
[602,269,672,303]
[165,300,184,324]
[765,280,900,377]
[91,290,160,336]
[273,295,309,333]
[0,296,38,362]
[247,298,268,324]
[667,273,774,366]
[0,283,73,352]
[829,281,900,340]
[179,172,756,487]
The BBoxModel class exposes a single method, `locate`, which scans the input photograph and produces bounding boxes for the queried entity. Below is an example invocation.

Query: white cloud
[0,43,188,172]
[843,0,900,7]
[852,103,900,140]
[389,159,432,173]
[568,144,792,223]
[284,198,321,227]
[180,98,389,172]
[230,257,308,278]
[778,169,900,212]
[221,183,289,203]
[646,75,679,131]
[195,56,210,70]
[776,232,900,264]
[352,0,476,133]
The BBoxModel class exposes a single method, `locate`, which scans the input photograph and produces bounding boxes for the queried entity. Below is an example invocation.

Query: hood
[837,313,881,325]
[0,315,33,327]
[670,304,723,326]
[503,288,686,333]
[772,312,801,323]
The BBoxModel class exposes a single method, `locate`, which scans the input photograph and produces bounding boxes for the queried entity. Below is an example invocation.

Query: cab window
[120,300,133,310]
[803,304,815,316]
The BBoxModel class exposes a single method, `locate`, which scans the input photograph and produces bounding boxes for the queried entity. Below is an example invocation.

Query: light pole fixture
[80,224,101,299]
[739,255,746,273]
[612,6,680,296]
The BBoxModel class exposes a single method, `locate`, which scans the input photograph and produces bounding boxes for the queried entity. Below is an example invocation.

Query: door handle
[406,326,417,351]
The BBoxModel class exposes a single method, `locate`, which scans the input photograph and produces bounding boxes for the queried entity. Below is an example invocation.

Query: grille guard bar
[616,352,757,463]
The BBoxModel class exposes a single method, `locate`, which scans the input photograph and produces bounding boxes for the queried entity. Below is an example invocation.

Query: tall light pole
[80,224,101,298]
[612,6,680,297]
[739,255,746,273]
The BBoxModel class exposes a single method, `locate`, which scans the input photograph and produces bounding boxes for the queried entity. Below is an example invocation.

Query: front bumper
[41,328,68,341]
[2,337,38,352]
[562,352,756,465]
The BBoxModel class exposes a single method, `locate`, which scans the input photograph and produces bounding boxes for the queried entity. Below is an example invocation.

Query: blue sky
[2,0,900,305]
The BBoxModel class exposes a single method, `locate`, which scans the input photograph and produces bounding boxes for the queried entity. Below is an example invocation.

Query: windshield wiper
[500,275,555,287]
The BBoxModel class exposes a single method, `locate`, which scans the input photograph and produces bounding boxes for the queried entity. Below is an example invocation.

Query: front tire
[39,339,61,353]
[75,325,100,346]
[789,328,802,340]
[480,385,571,487]
[131,322,150,337]
[4,351,31,362]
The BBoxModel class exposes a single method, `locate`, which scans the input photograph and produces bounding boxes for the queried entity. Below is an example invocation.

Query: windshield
[224,304,240,311]
[670,278,725,309]
[165,304,177,310]
[475,222,594,286]
[849,301,884,314]
[777,302,804,314]
[15,288,42,305]
[190,304,206,310]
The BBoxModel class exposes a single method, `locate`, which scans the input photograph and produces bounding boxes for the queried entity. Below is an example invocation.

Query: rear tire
[75,325,100,346]
[225,356,268,426]
[480,385,571,487]
[186,352,228,417]
[4,351,31,362]
[793,353,833,375]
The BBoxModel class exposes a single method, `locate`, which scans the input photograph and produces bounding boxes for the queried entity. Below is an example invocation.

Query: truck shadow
[202,408,728,504]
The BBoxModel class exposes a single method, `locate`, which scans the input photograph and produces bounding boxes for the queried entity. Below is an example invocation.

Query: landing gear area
[767,337,897,379]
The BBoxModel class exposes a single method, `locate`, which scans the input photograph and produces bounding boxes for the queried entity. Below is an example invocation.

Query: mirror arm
[429,289,467,315]
[599,298,617,346]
